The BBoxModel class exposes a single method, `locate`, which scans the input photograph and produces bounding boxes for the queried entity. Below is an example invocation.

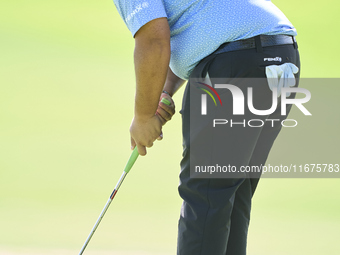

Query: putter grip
[123,147,139,173]
[161,98,171,106]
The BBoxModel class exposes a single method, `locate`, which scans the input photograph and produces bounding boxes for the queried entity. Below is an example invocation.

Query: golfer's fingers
[157,106,173,122]
[130,137,136,150]
[159,102,175,116]
[157,131,163,141]
[145,142,154,148]
[136,143,147,156]
[155,111,167,125]
[132,138,150,156]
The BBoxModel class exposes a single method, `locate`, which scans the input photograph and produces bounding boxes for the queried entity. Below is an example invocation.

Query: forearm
[129,18,171,155]
[134,21,170,120]
[163,67,186,97]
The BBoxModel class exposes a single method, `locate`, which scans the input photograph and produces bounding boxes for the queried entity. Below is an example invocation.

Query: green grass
[0,0,339,254]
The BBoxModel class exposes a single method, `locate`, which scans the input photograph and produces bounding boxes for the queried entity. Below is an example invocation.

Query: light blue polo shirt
[113,0,297,80]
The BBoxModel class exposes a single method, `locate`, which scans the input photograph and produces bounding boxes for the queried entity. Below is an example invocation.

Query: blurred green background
[0,0,339,254]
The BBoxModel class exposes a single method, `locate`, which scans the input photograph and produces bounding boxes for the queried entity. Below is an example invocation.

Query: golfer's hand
[156,92,175,125]
[130,115,163,156]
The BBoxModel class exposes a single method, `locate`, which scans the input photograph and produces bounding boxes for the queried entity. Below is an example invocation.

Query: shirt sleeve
[113,0,167,37]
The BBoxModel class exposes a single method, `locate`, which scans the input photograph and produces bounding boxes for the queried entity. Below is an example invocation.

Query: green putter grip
[161,98,171,106]
[123,147,139,173]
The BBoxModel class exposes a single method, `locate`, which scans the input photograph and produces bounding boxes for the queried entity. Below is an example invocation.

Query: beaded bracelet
[162,90,171,96]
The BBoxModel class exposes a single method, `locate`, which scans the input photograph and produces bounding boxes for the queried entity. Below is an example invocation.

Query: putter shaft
[79,148,139,255]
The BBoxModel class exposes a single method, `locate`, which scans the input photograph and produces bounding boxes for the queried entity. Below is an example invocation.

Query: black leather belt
[214,35,297,55]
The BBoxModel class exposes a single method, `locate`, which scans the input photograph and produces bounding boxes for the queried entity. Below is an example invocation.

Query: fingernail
[161,98,171,106]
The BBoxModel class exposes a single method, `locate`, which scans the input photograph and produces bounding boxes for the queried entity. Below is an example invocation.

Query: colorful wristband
[162,90,171,96]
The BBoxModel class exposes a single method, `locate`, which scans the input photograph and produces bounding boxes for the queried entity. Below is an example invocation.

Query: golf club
[79,98,170,254]
[78,146,139,255]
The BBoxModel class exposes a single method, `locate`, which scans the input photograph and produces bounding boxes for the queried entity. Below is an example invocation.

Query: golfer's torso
[113,0,297,79]
[165,0,297,79]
